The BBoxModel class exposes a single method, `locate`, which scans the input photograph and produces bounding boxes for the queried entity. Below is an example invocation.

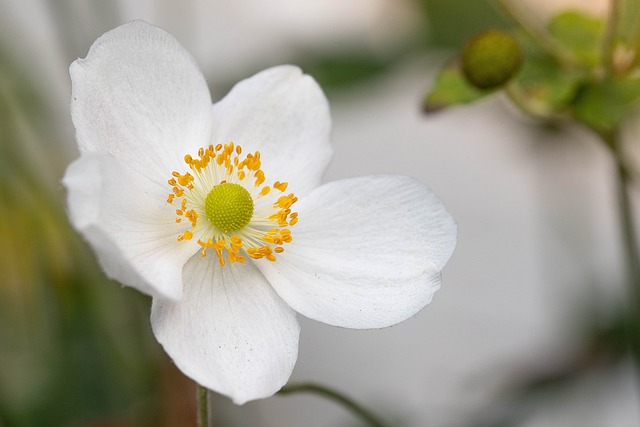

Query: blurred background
[1,0,639,426]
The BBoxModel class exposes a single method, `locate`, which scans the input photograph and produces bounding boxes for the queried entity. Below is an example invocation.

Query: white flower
[62,21,457,404]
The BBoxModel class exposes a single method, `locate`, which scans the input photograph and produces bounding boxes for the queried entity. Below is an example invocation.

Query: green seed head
[205,183,254,232]
[461,29,522,90]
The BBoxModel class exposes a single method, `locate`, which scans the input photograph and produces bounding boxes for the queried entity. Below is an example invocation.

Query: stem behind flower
[197,385,209,427]
[279,382,390,427]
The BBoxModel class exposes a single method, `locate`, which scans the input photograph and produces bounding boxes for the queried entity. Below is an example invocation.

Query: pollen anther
[167,142,298,267]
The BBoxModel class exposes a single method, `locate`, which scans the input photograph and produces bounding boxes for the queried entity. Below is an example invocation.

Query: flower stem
[604,131,640,360]
[279,382,389,427]
[197,385,209,427]
[616,153,640,318]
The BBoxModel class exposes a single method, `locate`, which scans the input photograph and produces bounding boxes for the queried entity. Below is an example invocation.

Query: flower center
[166,142,298,266]
[205,183,254,232]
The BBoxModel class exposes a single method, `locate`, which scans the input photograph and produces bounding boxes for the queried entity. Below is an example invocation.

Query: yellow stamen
[167,142,298,266]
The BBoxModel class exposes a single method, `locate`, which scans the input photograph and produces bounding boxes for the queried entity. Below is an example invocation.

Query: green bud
[461,29,523,90]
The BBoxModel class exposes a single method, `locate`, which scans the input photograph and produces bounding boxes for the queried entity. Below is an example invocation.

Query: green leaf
[548,11,605,67]
[512,54,584,113]
[571,77,640,133]
[423,61,490,113]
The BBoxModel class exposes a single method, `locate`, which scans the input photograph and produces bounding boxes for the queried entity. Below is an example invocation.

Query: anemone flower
[63,20,457,404]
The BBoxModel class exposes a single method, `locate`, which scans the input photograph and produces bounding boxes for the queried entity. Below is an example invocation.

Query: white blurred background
[1,1,638,426]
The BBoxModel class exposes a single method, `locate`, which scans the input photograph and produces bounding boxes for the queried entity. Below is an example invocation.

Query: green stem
[489,0,575,67]
[604,131,640,359]
[616,154,640,316]
[279,382,389,427]
[197,385,209,427]
[603,0,621,75]
[504,82,554,120]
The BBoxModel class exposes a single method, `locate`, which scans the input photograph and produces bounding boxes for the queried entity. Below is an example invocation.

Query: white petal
[70,20,212,193]
[151,254,300,405]
[63,153,197,300]
[258,175,457,329]
[210,65,332,196]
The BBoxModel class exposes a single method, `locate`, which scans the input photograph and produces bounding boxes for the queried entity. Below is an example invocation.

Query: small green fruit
[461,29,522,90]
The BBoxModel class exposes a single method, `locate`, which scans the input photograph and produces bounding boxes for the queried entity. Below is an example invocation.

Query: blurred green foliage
[422,61,487,112]
[303,0,507,92]
[302,53,396,92]
[548,11,604,67]
[424,6,640,135]
[0,45,168,426]
[572,76,640,134]
[423,2,640,426]
[418,0,506,48]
